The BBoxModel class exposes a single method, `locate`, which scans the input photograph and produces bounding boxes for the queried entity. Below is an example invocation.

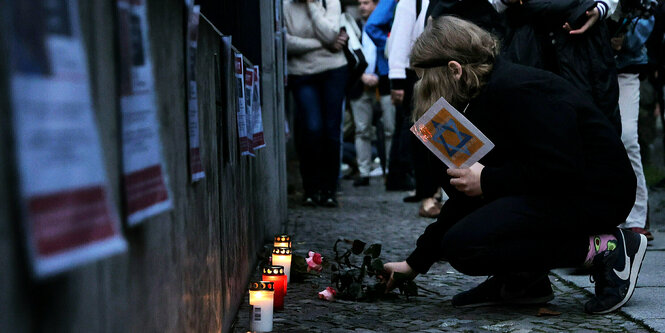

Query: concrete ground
[232,178,664,332]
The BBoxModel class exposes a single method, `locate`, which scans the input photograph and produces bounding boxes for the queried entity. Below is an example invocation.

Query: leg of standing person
[402,69,438,207]
[386,103,413,190]
[617,74,649,234]
[350,91,374,185]
[319,66,348,206]
[378,75,395,170]
[291,74,325,205]
[638,77,657,165]
[379,95,395,169]
[386,70,419,192]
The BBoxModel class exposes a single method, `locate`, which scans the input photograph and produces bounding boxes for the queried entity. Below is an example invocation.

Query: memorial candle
[273,234,291,249]
[249,281,274,332]
[262,266,286,310]
[272,247,292,283]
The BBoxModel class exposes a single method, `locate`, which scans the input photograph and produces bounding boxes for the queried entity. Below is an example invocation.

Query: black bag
[340,14,368,95]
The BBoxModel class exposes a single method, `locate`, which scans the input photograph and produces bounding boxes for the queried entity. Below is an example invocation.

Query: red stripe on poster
[189,147,203,173]
[124,165,169,214]
[29,186,117,256]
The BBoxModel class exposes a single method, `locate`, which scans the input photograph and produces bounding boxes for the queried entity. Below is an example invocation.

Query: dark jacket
[425,0,506,38]
[500,0,622,134]
[406,58,636,274]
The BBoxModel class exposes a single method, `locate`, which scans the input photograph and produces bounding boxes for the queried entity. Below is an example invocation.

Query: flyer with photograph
[8,0,127,278]
[234,53,252,156]
[116,0,173,225]
[251,65,266,150]
[186,4,205,182]
[411,97,494,169]
[244,66,256,156]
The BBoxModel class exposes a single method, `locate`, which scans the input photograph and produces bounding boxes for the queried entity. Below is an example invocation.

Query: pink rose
[306,251,323,272]
[318,287,337,301]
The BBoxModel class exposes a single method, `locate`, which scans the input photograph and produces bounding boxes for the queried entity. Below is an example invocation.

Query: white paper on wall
[186,4,205,181]
[244,66,255,156]
[251,65,266,150]
[234,52,252,156]
[116,0,173,225]
[8,0,127,278]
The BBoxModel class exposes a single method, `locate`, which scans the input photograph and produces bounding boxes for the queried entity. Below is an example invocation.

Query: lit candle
[272,247,292,283]
[262,266,286,310]
[249,281,274,332]
[273,234,291,249]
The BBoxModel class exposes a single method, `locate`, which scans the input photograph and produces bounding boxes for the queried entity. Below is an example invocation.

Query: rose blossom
[306,251,323,272]
[318,287,337,301]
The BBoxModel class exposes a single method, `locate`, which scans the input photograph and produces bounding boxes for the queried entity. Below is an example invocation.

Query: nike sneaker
[585,229,647,314]
[452,273,554,308]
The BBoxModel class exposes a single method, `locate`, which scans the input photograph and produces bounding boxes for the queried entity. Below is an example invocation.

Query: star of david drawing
[431,119,472,157]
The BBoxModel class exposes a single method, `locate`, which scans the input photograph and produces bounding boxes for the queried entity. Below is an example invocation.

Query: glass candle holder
[273,234,291,249]
[271,247,292,283]
[262,265,286,310]
[249,281,274,332]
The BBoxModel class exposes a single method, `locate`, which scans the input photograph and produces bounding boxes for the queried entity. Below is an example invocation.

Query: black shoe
[452,274,554,308]
[320,191,338,207]
[353,177,370,187]
[585,229,647,314]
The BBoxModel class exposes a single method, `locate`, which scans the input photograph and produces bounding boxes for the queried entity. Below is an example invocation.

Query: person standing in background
[492,0,623,133]
[384,0,439,217]
[284,0,349,207]
[351,0,396,186]
[610,10,655,241]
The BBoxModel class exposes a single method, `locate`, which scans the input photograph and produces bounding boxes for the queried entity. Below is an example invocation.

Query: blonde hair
[410,16,499,121]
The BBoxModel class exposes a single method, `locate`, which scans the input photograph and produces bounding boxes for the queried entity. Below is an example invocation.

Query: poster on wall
[116,0,173,225]
[244,66,256,156]
[7,0,127,278]
[186,4,205,182]
[252,66,266,150]
[234,53,253,156]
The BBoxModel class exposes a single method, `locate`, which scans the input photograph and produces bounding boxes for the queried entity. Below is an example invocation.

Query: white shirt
[387,0,430,80]
[362,29,378,75]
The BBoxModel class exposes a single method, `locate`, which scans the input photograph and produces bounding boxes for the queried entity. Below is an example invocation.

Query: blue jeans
[290,66,348,195]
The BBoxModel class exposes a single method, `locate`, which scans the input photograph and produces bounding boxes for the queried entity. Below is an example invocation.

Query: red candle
[262,266,286,311]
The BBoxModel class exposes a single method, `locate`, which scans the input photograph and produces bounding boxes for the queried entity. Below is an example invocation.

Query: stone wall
[0,0,286,332]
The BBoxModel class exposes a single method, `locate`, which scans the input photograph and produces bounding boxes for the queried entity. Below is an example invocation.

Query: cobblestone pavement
[233,180,654,332]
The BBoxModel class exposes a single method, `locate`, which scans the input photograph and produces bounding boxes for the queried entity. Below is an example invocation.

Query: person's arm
[388,0,416,90]
[307,0,342,45]
[595,0,618,20]
[563,0,618,34]
[622,16,655,52]
[362,31,378,75]
[405,196,480,273]
[365,0,397,48]
[286,32,324,56]
[405,155,476,274]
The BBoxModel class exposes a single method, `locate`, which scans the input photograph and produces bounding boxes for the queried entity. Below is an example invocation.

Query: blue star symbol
[431,119,472,157]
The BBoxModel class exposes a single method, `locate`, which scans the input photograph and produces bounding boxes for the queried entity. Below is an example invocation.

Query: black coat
[406,58,636,274]
[425,0,506,38]
[501,0,622,134]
